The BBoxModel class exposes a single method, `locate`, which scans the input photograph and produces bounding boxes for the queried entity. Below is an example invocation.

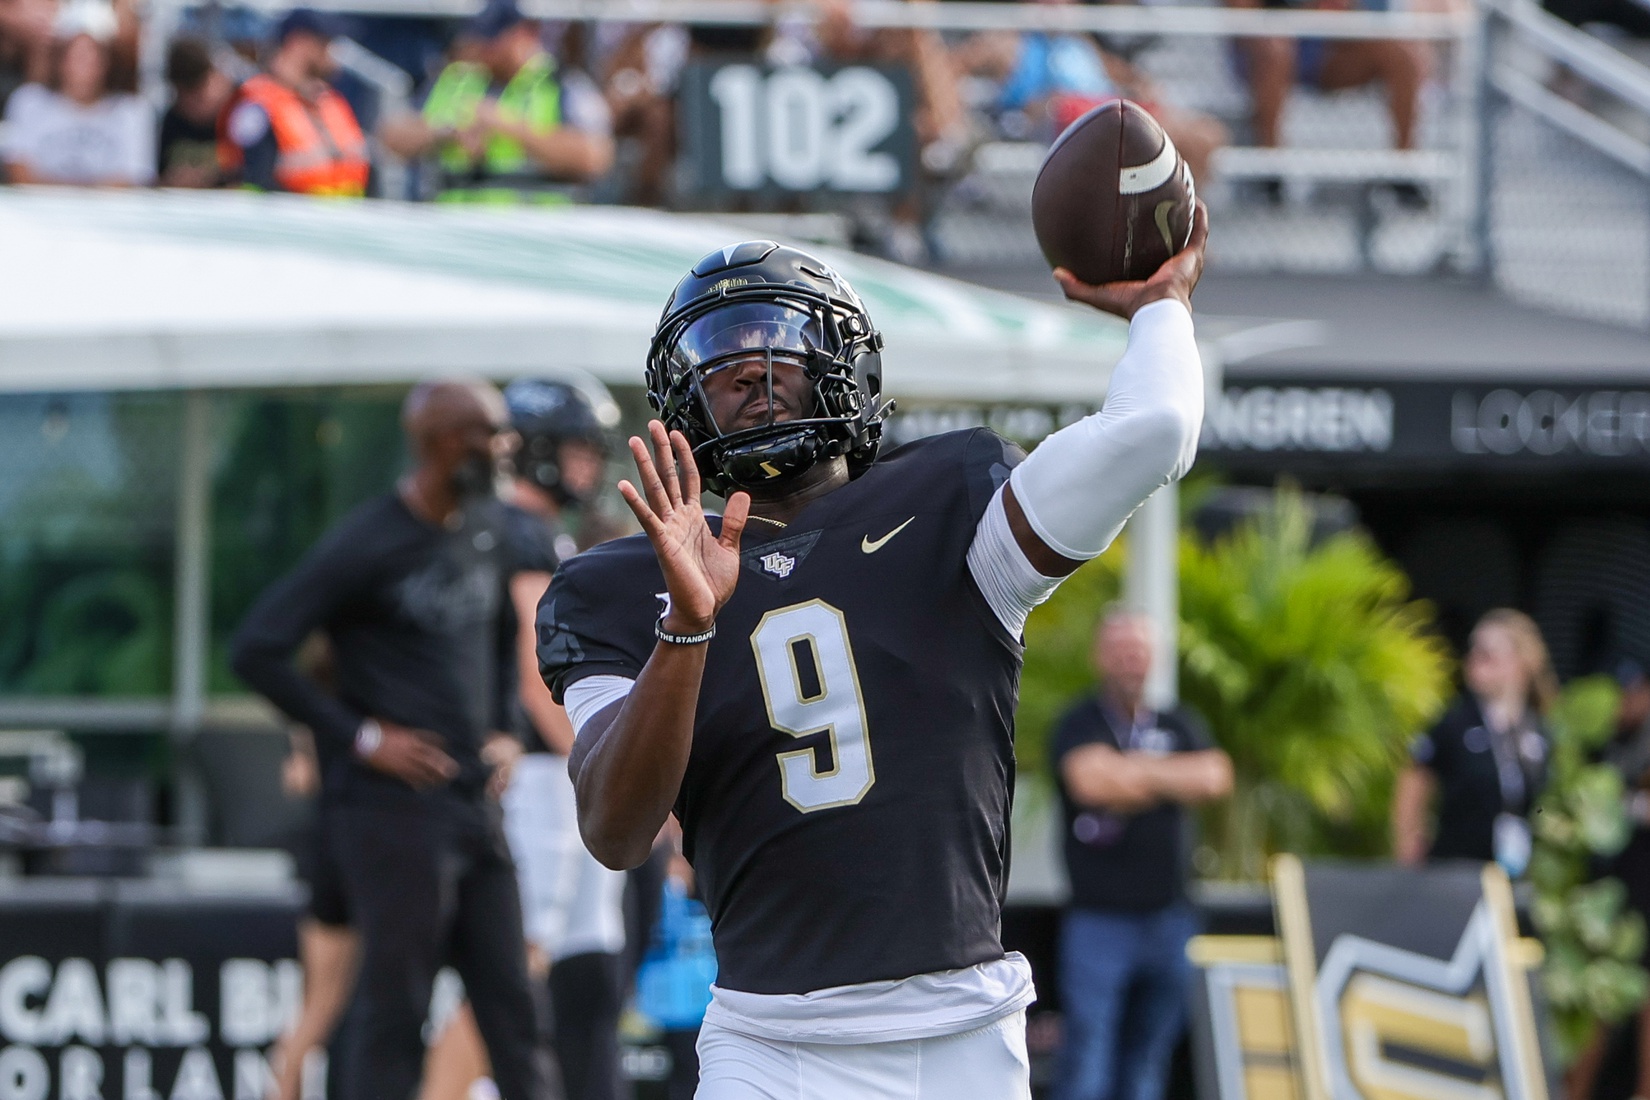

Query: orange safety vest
[219,74,370,197]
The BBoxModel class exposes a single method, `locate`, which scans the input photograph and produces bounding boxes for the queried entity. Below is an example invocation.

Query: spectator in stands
[1227,0,1432,204]
[1227,0,1431,204]
[0,0,55,112]
[158,37,231,187]
[956,16,1228,184]
[1,0,152,185]
[584,19,686,206]
[1393,608,1553,874]
[380,0,612,202]
[218,9,370,197]
[814,0,971,161]
[795,0,975,262]
[1052,608,1232,1100]
[588,6,810,209]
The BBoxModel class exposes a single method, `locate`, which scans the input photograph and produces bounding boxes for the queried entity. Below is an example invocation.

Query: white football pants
[694,1010,1031,1100]
[501,752,625,960]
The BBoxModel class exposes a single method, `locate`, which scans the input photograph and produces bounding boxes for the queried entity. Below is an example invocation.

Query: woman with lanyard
[1393,609,1556,877]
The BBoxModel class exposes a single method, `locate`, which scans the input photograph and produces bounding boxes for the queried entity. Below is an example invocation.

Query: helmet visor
[667,302,828,379]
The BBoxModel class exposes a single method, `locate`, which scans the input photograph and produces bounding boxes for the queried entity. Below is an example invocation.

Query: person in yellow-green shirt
[380,0,612,202]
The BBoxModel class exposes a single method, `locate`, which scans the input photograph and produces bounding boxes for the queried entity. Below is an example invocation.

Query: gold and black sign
[1189,859,1552,1100]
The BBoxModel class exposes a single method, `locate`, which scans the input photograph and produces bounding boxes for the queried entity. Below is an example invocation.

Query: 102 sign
[680,62,916,200]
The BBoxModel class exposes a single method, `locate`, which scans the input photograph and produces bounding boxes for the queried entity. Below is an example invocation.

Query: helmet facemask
[648,287,888,496]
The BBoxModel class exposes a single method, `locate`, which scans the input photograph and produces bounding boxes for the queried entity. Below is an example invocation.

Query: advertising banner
[1189,860,1552,1100]
[1201,378,1650,469]
[0,884,302,1100]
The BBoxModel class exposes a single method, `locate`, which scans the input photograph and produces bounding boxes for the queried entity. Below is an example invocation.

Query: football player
[537,206,1209,1098]
[499,375,632,1100]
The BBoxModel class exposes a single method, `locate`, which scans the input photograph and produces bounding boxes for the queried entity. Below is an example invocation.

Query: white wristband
[355,718,383,758]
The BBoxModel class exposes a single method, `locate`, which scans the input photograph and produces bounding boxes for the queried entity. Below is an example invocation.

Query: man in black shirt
[157,37,229,187]
[232,379,544,1100]
[1051,608,1231,1100]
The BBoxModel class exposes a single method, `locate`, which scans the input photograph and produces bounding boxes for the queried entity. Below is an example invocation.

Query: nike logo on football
[1154,200,1177,251]
[861,517,914,554]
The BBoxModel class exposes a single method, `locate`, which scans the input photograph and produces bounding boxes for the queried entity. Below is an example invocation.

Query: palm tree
[1178,490,1452,878]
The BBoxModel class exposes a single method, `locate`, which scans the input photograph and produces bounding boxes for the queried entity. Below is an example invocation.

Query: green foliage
[18,569,170,694]
[1015,488,1452,876]
[1531,676,1650,1065]
[0,390,406,699]
[0,395,178,696]
[209,393,405,691]
[1014,470,1219,782]
[1176,490,1453,879]
[1016,547,1123,784]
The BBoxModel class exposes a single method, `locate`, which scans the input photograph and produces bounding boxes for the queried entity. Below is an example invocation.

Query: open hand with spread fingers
[617,421,750,636]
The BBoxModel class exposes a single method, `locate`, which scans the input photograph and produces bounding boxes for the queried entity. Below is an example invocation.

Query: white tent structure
[0,189,1132,399]
[0,189,1195,732]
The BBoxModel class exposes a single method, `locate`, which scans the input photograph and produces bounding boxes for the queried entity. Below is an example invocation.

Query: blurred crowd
[0,0,1474,257]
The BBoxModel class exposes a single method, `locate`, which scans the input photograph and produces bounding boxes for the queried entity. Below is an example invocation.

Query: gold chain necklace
[747,514,788,529]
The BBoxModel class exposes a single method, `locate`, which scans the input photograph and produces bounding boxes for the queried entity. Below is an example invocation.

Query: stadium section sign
[1188,860,1552,1100]
[678,62,917,203]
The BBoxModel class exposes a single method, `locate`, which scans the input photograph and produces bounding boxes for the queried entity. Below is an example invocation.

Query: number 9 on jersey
[751,600,876,812]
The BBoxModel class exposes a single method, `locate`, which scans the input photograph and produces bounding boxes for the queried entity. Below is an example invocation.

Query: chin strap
[718,428,823,490]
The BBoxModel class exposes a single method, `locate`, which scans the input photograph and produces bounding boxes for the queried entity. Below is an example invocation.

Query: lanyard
[1480,713,1529,813]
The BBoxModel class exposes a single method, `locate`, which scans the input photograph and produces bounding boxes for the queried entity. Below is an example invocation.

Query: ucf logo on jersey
[760,552,796,578]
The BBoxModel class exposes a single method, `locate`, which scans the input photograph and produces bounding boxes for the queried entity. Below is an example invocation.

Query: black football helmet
[504,373,620,506]
[645,241,893,496]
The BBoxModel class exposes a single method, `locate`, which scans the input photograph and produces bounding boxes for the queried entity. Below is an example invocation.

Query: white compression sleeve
[967,487,1062,637]
[1007,298,1204,561]
[564,674,634,737]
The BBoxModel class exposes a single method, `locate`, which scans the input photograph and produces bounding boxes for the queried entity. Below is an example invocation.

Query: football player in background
[537,209,1208,1098]
[500,376,631,1100]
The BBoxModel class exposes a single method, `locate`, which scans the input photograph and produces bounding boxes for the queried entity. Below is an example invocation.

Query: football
[1031,99,1197,286]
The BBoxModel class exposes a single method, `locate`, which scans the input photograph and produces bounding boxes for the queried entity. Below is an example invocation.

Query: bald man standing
[232,379,546,1100]
[1052,608,1231,1100]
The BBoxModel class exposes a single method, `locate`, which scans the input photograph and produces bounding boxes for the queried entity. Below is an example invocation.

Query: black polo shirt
[1411,694,1548,863]
[1052,695,1214,913]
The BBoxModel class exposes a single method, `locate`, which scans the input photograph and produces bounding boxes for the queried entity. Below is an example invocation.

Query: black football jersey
[537,429,1026,994]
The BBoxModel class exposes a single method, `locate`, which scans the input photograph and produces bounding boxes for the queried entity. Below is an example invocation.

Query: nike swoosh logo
[861,517,915,554]
[1154,200,1177,252]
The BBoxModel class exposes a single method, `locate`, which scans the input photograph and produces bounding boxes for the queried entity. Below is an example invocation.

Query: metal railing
[1482,0,1650,172]
[1477,0,1650,325]
[143,0,1466,34]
